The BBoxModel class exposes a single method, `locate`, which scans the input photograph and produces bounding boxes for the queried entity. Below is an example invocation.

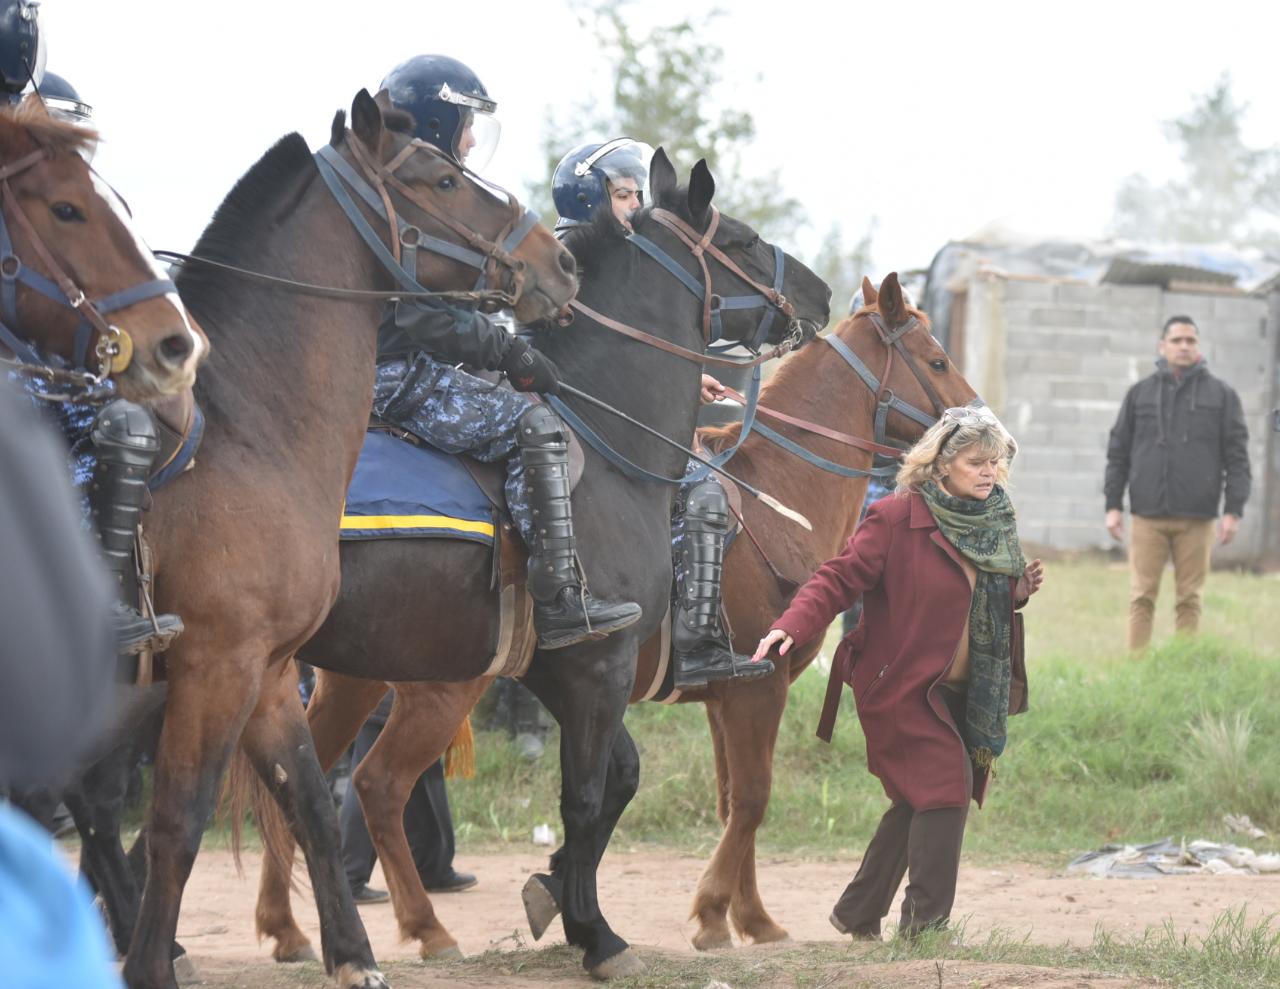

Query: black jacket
[1105,358,1251,519]
[376,299,515,370]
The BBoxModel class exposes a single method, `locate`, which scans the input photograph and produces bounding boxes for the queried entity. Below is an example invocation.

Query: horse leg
[123,659,268,989]
[353,679,488,959]
[256,669,386,964]
[237,661,386,989]
[519,656,643,978]
[697,679,789,948]
[688,699,736,950]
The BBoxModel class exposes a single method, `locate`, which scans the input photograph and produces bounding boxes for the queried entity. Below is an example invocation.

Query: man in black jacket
[1104,315,1251,650]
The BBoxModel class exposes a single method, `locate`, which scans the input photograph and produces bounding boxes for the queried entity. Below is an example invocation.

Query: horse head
[837,272,979,446]
[0,99,207,401]
[636,147,831,352]
[337,89,577,322]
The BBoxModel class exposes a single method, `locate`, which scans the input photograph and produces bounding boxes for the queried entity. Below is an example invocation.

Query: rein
[0,147,175,392]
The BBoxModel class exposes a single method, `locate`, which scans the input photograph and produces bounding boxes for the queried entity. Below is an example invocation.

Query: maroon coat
[771,492,1027,811]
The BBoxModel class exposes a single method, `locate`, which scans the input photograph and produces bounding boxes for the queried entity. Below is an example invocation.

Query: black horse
[252,149,832,978]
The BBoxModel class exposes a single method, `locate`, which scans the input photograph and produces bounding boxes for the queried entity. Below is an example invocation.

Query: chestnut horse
[0,99,205,401]
[250,150,832,979]
[116,91,576,989]
[675,273,978,949]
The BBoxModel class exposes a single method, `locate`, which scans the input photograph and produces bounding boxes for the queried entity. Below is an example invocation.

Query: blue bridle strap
[824,332,937,429]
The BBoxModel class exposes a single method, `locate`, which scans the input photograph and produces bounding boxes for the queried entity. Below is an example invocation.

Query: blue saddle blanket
[340,430,495,546]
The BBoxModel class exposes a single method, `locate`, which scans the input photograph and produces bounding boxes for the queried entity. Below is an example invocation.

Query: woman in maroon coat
[754,406,1044,940]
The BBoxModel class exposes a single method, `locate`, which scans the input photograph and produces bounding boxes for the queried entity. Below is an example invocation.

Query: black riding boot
[518,404,641,650]
[90,399,183,656]
[672,479,774,689]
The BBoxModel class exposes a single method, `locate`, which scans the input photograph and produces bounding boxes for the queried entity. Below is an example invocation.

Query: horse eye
[929,358,948,372]
[51,202,86,223]
[745,235,760,250]
[437,175,457,191]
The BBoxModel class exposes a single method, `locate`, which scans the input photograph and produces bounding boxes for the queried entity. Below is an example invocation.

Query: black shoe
[424,870,477,893]
[111,599,183,656]
[350,884,390,904]
[673,639,775,690]
[533,587,641,650]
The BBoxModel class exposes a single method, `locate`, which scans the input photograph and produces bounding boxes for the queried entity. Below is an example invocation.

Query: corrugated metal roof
[1101,258,1238,288]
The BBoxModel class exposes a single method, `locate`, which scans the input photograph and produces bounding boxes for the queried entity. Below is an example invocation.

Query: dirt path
[165,846,1275,987]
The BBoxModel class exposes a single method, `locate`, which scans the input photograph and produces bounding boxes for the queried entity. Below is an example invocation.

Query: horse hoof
[522,875,560,941]
[589,947,645,981]
[275,943,319,964]
[423,943,463,961]
[691,928,733,952]
[335,963,390,989]
[172,952,200,985]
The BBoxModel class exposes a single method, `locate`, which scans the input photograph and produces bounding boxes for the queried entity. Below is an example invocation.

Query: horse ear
[350,88,384,153]
[688,159,716,221]
[649,147,677,205]
[879,272,907,325]
[861,276,878,307]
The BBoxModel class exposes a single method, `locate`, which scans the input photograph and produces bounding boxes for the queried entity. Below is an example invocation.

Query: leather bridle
[0,147,177,387]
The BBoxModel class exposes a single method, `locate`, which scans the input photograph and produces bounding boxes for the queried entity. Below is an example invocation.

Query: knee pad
[683,478,729,531]
[517,403,567,450]
[91,399,160,468]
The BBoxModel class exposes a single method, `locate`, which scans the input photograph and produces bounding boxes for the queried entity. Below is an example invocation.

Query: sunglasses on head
[940,405,1001,449]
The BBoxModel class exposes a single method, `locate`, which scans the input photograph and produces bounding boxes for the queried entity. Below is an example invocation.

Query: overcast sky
[44,0,1280,279]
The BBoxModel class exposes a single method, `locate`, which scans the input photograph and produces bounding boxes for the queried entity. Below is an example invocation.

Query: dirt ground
[159,846,1276,987]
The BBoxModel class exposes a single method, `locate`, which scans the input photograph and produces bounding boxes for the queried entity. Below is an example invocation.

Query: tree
[528,2,805,236]
[811,219,877,318]
[1111,76,1280,247]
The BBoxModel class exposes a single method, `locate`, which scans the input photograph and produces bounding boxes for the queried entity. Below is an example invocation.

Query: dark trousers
[832,687,971,937]
[341,695,455,890]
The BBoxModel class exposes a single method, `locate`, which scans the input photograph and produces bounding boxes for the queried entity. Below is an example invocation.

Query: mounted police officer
[552,140,773,689]
[373,55,641,650]
[1,4,182,657]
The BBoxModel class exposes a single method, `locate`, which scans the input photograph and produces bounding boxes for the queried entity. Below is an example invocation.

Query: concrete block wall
[961,274,1278,565]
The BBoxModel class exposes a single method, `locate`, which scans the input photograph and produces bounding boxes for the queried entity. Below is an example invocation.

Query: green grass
[449,559,1280,862]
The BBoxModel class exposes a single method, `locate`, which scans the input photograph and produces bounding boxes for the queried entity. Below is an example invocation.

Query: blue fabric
[372,354,535,544]
[0,803,123,989]
[6,366,105,518]
[341,430,496,546]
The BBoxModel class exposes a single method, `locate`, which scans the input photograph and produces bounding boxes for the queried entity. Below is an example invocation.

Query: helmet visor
[593,139,653,189]
[457,110,500,172]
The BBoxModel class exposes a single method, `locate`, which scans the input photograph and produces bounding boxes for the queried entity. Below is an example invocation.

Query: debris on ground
[1067,837,1280,878]
[1224,814,1268,840]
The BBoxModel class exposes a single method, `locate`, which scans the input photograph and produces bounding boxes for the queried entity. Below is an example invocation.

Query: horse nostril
[157,332,193,369]
[558,249,576,277]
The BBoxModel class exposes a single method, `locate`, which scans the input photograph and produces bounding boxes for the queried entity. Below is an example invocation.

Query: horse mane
[0,98,99,156]
[557,209,628,271]
[698,303,933,454]
[175,132,315,308]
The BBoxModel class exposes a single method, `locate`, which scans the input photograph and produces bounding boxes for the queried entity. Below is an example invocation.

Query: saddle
[357,409,587,681]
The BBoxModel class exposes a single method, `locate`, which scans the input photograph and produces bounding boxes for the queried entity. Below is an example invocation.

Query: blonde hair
[895,417,1016,493]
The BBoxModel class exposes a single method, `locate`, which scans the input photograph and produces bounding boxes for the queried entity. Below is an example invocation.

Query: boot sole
[675,662,774,690]
[537,611,642,651]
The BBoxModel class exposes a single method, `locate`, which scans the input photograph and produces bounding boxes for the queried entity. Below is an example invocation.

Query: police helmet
[39,71,91,125]
[552,138,653,229]
[380,54,499,170]
[0,0,45,102]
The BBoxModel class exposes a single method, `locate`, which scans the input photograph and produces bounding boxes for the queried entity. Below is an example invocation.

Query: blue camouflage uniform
[372,298,536,544]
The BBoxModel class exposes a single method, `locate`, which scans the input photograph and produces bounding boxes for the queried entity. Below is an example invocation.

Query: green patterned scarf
[920,481,1026,770]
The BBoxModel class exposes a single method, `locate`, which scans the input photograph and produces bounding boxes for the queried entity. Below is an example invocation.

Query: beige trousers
[1128,515,1215,651]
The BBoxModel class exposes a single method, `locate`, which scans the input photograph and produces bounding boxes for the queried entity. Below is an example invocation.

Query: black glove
[499,338,561,394]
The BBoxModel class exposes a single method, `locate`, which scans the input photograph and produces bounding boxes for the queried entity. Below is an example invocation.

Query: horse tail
[444,715,476,781]
[218,746,297,887]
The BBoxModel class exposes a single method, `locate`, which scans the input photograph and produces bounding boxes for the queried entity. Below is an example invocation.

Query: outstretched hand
[1018,558,1045,601]
[700,373,727,404]
[752,628,793,663]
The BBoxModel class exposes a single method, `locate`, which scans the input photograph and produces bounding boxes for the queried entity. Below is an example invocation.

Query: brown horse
[673,273,979,949]
[0,99,206,400]
[118,90,576,989]
[250,153,832,979]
